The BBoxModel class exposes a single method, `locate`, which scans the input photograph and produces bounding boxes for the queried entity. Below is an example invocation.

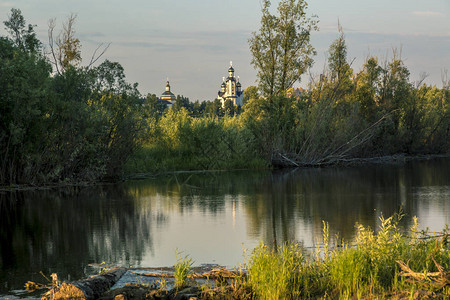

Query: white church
[217,62,243,107]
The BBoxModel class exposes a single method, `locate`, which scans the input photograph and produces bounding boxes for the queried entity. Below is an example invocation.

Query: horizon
[1,0,449,101]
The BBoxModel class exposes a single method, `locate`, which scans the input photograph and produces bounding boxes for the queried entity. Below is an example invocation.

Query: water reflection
[0,158,449,295]
[0,186,153,294]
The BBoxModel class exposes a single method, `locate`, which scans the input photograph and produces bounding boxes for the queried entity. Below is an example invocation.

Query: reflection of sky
[139,194,258,268]
[0,0,449,100]
[413,186,450,232]
[137,193,315,268]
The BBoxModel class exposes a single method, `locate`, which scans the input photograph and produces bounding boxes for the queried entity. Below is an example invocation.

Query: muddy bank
[31,266,246,300]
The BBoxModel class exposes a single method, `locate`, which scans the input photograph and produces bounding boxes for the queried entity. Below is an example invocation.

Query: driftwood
[41,267,126,300]
[397,258,450,290]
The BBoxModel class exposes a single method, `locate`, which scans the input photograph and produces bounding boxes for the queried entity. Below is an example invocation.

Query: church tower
[217,62,243,107]
[160,79,176,104]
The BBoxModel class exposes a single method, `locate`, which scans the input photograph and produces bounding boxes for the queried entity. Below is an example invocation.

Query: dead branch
[87,42,111,69]
[397,259,450,290]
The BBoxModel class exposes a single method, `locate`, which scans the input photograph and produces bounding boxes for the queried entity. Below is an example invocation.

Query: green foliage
[126,110,267,174]
[245,242,304,299]
[249,0,318,97]
[174,252,193,289]
[2,8,450,184]
[243,85,259,105]
[244,26,449,168]
[3,8,40,53]
[0,10,146,184]
[0,35,53,183]
[239,215,450,299]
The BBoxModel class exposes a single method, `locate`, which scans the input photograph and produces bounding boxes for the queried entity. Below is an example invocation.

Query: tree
[205,99,224,117]
[0,29,52,184]
[224,99,235,117]
[48,14,82,74]
[328,24,350,83]
[3,8,40,53]
[243,86,259,104]
[174,95,192,112]
[249,0,318,98]
[326,24,354,99]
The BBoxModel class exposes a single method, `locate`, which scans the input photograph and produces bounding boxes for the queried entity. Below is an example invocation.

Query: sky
[1,0,449,101]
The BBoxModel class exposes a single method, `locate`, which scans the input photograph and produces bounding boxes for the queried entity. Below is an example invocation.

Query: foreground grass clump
[245,243,304,299]
[174,252,193,289]
[241,214,450,299]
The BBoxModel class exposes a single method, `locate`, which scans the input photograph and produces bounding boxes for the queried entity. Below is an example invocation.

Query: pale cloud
[0,2,14,8]
[413,11,444,17]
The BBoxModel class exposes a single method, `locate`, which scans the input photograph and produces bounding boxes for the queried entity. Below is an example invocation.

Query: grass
[39,217,449,300]
[174,251,193,289]
[163,214,449,299]
[239,213,450,299]
[245,242,304,299]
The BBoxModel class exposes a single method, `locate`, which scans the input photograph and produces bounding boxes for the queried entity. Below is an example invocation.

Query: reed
[240,214,450,299]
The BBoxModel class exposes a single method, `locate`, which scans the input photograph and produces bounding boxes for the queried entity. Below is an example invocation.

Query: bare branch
[87,43,111,69]
[47,18,61,75]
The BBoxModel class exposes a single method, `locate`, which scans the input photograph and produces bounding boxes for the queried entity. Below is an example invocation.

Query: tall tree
[326,25,354,98]
[249,0,318,98]
[328,23,348,82]
[48,14,82,74]
[3,8,40,53]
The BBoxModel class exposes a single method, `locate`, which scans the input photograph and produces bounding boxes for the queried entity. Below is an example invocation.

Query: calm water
[1,158,450,296]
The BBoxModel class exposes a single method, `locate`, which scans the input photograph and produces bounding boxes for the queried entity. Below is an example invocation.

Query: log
[41,267,126,300]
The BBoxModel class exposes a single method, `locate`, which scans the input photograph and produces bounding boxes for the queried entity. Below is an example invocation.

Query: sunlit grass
[174,252,193,289]
[240,213,450,299]
[245,242,304,299]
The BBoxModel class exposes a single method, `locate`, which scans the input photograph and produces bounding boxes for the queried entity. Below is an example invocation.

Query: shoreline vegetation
[1,5,449,188]
[28,213,450,299]
[1,153,449,192]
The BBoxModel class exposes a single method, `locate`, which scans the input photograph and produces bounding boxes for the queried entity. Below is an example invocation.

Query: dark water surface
[1,158,449,296]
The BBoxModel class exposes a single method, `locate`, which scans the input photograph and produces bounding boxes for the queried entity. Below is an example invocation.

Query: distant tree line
[1,4,449,184]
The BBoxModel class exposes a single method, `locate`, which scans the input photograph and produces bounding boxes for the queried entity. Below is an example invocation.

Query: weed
[155,276,167,291]
[174,251,193,289]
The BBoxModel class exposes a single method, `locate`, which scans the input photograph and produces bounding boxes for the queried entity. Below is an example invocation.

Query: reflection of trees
[126,160,449,250]
[126,171,271,215]
[0,185,153,293]
[242,159,450,247]
[1,159,448,293]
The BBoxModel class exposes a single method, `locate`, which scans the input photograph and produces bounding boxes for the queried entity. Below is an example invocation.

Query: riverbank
[26,213,449,299]
[125,152,450,180]
[1,153,448,192]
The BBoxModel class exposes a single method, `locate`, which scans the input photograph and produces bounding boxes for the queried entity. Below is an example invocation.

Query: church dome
[228,66,234,72]
[161,80,176,102]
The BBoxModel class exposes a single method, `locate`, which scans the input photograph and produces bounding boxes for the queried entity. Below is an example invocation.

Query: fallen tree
[41,267,126,300]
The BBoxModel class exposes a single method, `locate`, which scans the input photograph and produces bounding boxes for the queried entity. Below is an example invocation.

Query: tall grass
[241,214,450,299]
[246,243,304,299]
[174,252,193,289]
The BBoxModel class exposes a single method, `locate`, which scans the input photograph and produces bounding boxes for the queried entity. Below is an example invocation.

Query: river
[1,158,449,297]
